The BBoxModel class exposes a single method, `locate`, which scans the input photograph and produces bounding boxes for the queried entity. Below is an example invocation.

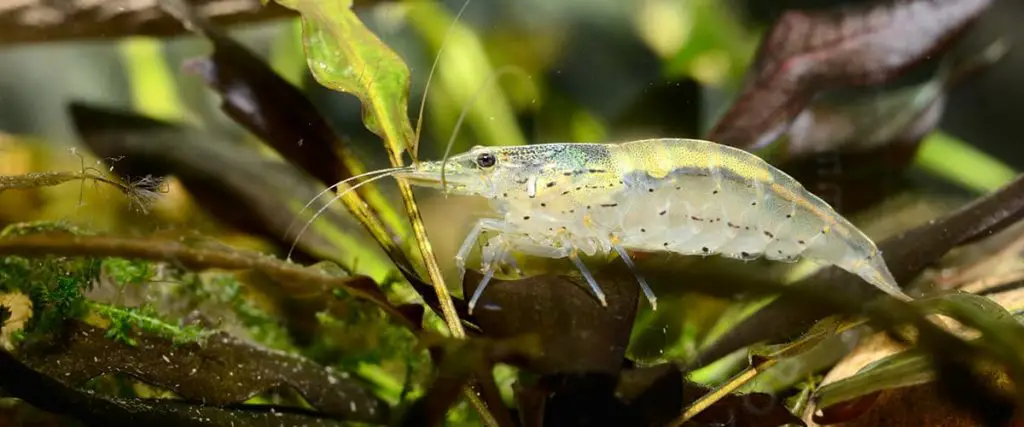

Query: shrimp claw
[613,244,657,310]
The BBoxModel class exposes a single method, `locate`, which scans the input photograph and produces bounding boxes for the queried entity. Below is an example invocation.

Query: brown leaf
[398,334,541,426]
[0,323,366,426]
[161,0,349,190]
[19,320,389,423]
[708,0,992,149]
[812,374,1020,427]
[466,268,640,376]
[0,0,292,46]
[68,102,378,267]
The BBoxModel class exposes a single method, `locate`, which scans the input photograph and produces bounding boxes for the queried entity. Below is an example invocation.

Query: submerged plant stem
[668,357,780,427]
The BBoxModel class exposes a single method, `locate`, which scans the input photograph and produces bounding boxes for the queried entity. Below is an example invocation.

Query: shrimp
[395,138,912,313]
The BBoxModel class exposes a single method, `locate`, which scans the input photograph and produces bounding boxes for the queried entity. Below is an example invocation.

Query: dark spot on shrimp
[648,188,655,193]
[690,216,703,222]
[575,186,582,191]
[502,192,508,197]
[798,240,806,245]
[741,251,750,258]
[777,250,783,254]
[702,247,709,253]
[589,169,606,173]
[587,205,592,209]
[751,201,757,206]
[663,242,669,247]
[523,216,531,220]
[727,222,740,229]
[541,203,547,207]
[601,203,618,208]
[675,186,681,190]
[569,209,575,213]
[561,191,571,195]
[659,210,667,216]
[546,182,556,188]
[712,190,719,195]
[786,214,793,218]
[563,172,572,176]
[641,228,647,233]
[764,231,775,238]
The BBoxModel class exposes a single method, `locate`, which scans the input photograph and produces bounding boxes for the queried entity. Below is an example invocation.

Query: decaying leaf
[466,268,639,376]
[708,0,993,150]
[0,0,293,46]
[0,345,351,427]
[18,320,389,423]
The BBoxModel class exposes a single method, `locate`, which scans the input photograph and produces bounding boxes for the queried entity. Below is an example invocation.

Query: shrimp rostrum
[392,138,911,313]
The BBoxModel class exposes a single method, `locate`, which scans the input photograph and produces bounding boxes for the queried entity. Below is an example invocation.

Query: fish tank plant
[0,0,1023,426]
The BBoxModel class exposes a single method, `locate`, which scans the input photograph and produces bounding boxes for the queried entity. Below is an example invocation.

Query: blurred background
[1,1,1024,422]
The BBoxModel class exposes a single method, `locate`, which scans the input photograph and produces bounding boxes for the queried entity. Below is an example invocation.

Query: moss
[0,220,92,238]
[102,258,152,287]
[0,254,99,336]
[90,302,210,346]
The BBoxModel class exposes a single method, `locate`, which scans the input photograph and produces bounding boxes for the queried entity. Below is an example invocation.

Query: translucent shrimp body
[398,138,910,312]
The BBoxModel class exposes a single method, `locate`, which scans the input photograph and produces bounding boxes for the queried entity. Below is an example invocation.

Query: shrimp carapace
[397,138,910,313]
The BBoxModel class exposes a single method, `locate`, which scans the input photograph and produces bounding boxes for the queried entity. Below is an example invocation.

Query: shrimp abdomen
[612,138,908,300]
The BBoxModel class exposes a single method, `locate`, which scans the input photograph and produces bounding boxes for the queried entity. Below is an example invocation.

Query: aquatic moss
[89,302,210,346]
[102,257,152,287]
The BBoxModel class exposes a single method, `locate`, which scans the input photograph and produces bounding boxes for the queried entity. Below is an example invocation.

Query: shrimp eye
[475,152,497,168]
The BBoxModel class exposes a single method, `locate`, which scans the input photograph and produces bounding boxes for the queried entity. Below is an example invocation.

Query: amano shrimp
[391,138,912,313]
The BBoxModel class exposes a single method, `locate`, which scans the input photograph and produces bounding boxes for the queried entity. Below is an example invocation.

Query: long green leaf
[275,0,417,158]
[813,350,935,409]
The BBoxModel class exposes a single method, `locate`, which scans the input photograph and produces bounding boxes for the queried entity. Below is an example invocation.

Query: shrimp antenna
[286,169,408,261]
[439,65,530,194]
[284,166,408,260]
[412,0,473,166]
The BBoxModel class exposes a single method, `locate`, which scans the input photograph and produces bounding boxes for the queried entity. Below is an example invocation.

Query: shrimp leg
[455,218,504,282]
[487,233,609,308]
[612,245,657,310]
[569,250,608,307]
[468,234,514,314]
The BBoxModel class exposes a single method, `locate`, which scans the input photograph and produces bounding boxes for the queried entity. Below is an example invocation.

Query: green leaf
[814,293,1024,410]
[914,131,1017,193]
[813,349,934,410]
[275,0,416,158]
